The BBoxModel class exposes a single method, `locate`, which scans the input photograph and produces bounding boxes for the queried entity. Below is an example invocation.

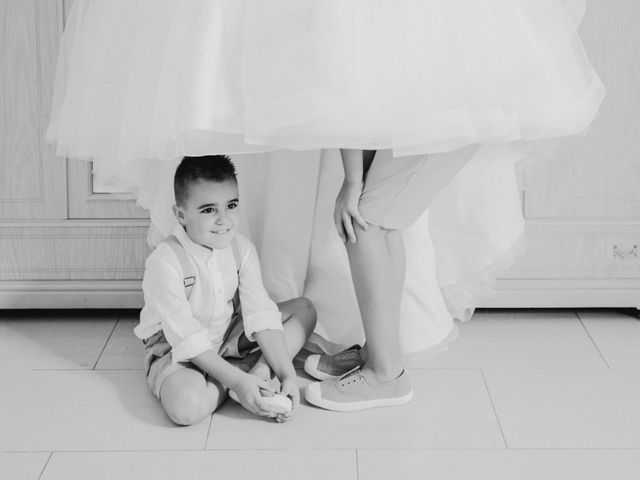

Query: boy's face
[173,179,240,250]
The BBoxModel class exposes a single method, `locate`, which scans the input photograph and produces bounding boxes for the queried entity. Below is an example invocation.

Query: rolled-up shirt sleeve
[142,251,214,363]
[235,238,283,341]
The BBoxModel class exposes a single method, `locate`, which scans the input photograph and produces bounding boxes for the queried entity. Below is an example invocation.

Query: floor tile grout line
[204,414,215,449]
[351,447,640,451]
[10,446,640,457]
[28,364,640,372]
[32,368,94,372]
[406,366,619,371]
[10,448,399,454]
[31,368,145,372]
[480,369,509,449]
[92,316,120,370]
[36,451,53,480]
[8,447,640,454]
[575,310,610,369]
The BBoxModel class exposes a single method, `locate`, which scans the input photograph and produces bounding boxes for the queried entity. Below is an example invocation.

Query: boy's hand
[275,376,300,423]
[334,180,368,244]
[231,373,278,418]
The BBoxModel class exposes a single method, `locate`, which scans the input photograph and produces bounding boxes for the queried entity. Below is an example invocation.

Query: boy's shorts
[358,145,480,229]
[143,307,258,399]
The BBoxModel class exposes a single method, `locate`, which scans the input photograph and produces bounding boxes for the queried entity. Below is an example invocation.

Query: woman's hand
[334,180,369,243]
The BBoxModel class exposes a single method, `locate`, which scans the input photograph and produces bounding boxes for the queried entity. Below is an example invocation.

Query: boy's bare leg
[248,297,317,380]
[159,368,225,426]
[345,223,404,384]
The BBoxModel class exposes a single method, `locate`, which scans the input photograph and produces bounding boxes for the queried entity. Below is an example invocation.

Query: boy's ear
[172,204,186,225]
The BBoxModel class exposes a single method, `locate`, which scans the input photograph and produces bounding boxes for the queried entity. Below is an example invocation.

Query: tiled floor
[1,309,640,480]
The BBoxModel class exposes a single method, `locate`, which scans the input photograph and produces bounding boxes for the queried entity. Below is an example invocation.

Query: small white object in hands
[262,393,292,415]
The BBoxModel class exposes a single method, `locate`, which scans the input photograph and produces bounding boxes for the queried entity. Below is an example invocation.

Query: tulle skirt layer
[47,0,604,163]
[46,1,604,356]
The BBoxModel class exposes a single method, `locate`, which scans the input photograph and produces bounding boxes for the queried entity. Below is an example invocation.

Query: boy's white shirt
[135,225,282,364]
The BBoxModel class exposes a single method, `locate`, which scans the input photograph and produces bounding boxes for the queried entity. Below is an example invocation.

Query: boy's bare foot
[248,362,272,382]
[228,375,278,402]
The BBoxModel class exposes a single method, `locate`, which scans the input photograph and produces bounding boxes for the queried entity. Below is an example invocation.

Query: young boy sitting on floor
[135,155,316,425]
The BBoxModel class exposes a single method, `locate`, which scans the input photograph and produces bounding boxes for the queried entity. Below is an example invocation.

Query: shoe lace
[335,345,362,360]
[337,366,364,387]
[335,345,361,361]
[336,351,357,360]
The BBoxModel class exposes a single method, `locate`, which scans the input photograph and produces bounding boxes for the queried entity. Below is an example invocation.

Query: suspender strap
[230,237,241,274]
[164,235,196,300]
[230,238,241,311]
[163,235,242,302]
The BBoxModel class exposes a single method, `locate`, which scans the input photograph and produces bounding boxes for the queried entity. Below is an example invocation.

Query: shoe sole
[305,388,414,412]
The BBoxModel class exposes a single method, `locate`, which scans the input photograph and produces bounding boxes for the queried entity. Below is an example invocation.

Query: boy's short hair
[174,155,237,206]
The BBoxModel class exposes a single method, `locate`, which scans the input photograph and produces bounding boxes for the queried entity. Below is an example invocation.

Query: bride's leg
[345,223,404,383]
[305,149,423,410]
[386,228,406,326]
[304,220,413,410]
[354,226,404,366]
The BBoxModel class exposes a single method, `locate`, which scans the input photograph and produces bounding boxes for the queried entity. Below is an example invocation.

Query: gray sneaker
[305,368,413,412]
[303,345,364,380]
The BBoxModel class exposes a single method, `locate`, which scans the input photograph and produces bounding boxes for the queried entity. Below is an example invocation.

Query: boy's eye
[200,207,214,214]
[227,202,238,210]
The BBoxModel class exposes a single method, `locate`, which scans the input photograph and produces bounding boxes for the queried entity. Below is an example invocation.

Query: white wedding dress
[47,0,604,357]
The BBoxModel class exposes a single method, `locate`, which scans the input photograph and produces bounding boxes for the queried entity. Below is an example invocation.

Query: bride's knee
[292,297,317,334]
[347,222,392,248]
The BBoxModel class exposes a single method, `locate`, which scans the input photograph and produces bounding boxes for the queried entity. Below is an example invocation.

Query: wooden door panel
[0,0,66,219]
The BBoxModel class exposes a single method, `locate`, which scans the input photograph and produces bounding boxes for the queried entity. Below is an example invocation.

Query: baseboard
[482,278,640,308]
[1,278,638,310]
[0,281,144,309]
